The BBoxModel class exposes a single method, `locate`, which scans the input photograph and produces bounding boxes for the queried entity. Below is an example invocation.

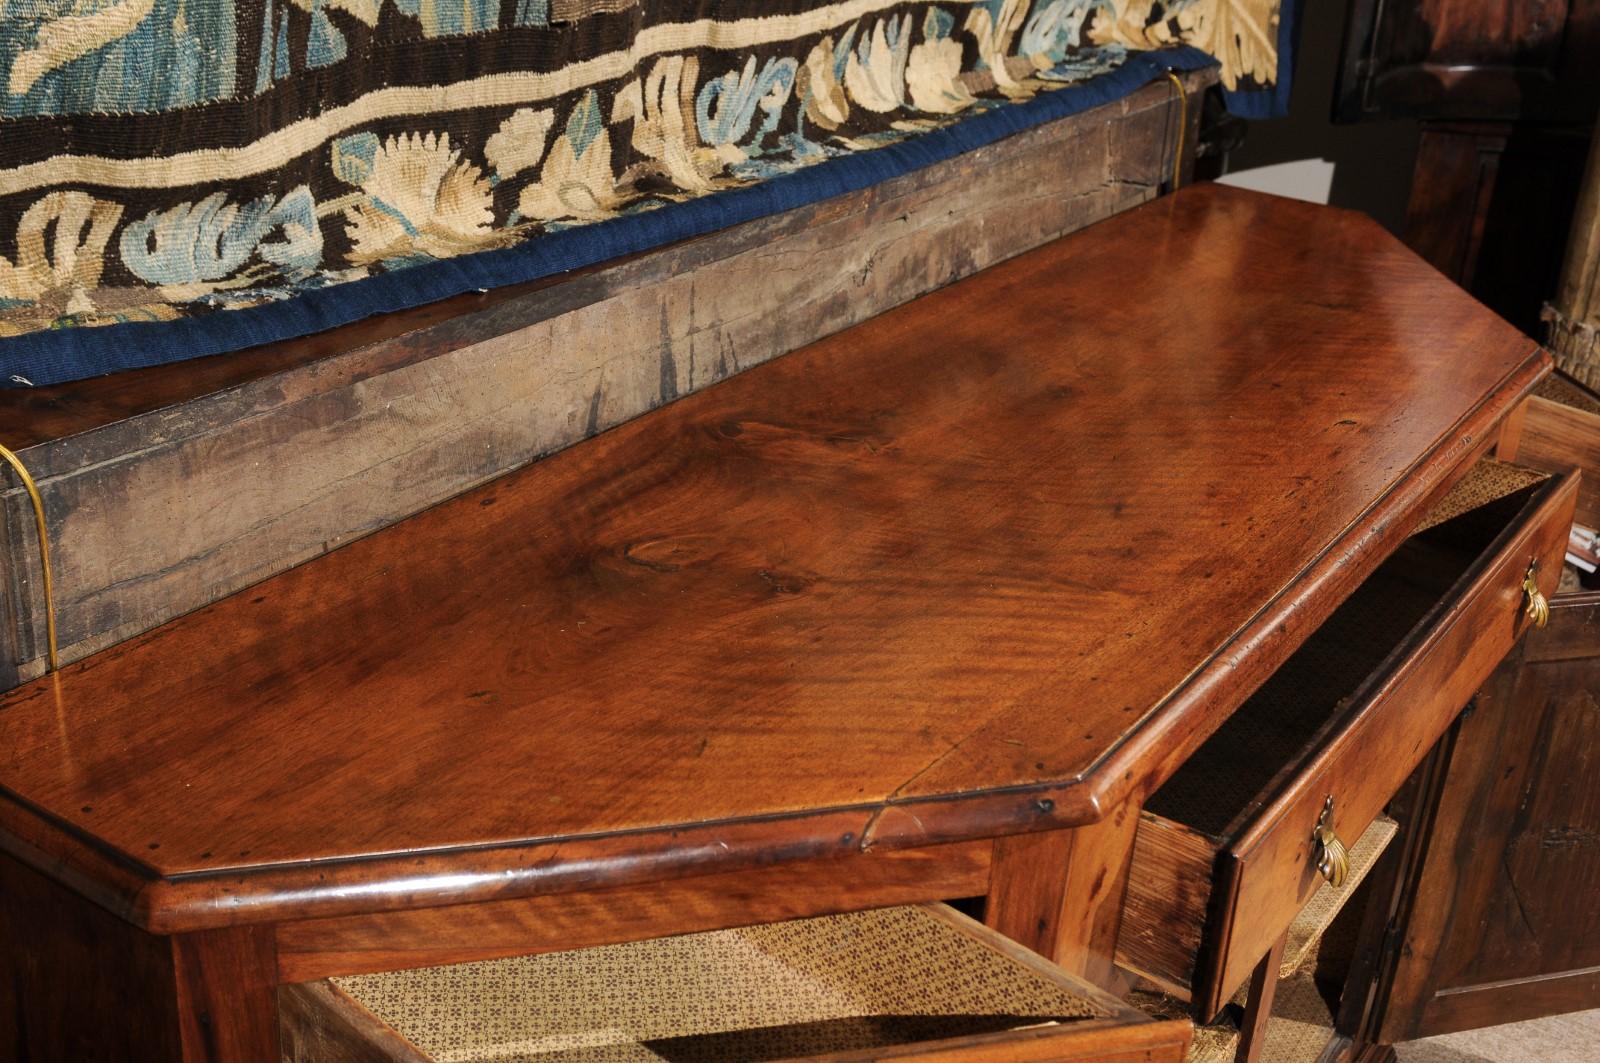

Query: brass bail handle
[1522,562,1550,630]
[1312,795,1350,888]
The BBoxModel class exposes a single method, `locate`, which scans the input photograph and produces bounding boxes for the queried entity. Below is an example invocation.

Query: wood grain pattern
[173,927,282,1062]
[791,1019,1193,1063]
[1212,472,1577,1018]
[1376,592,1600,1039]
[0,850,279,1062]
[275,839,991,982]
[1115,813,1215,997]
[0,75,1209,686]
[0,185,1550,935]
[1335,728,1461,1054]
[1235,933,1288,1063]
[0,849,185,1061]
[987,802,1141,987]
[280,982,431,1063]
[1113,469,1577,1015]
[1509,394,1600,527]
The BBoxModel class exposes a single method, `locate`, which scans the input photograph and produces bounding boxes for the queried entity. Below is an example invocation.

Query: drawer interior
[1117,459,1557,1003]
[1532,371,1600,417]
[287,905,1145,1062]
[1506,369,1600,545]
[1145,459,1552,841]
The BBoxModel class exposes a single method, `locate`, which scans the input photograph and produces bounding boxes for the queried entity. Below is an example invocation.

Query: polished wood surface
[0,186,1549,933]
[275,839,991,983]
[1379,591,1600,1039]
[1235,934,1289,1063]
[1213,473,1576,1017]
[0,75,1206,690]
[1505,391,1600,528]
[280,982,429,1063]
[1113,470,1577,1014]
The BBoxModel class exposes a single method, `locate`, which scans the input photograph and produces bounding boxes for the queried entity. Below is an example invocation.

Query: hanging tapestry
[0,0,1292,387]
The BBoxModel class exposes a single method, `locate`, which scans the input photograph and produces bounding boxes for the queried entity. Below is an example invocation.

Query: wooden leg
[1234,932,1289,1063]
[985,798,1142,987]
[1493,399,1528,461]
[0,851,280,1062]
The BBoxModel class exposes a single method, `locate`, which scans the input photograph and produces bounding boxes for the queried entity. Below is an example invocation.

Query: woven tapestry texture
[0,0,1287,385]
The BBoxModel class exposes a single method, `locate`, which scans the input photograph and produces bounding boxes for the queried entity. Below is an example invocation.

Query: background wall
[1215,0,1418,234]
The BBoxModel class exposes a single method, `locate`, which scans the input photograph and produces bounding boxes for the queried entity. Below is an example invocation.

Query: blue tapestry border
[1,47,1215,389]
[1221,0,1299,120]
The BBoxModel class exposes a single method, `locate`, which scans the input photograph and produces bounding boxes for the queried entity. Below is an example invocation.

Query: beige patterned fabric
[335,905,1106,1061]
[1416,460,1549,534]
[552,0,643,17]
[1248,962,1337,1063]
[1129,990,1238,1063]
[1534,372,1600,416]
[1090,0,1279,91]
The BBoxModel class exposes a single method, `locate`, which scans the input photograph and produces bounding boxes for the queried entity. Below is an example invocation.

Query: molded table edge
[0,347,1550,934]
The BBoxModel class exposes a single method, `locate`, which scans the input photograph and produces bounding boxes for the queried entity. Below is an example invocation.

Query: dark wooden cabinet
[1375,592,1600,1040]
[1401,125,1591,336]
[1336,0,1600,124]
[1337,0,1600,338]
[1356,375,1600,1043]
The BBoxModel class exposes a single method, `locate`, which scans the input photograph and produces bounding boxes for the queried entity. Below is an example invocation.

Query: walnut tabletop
[0,185,1546,933]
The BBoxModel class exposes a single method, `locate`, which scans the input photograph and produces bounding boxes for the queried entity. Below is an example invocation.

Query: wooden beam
[0,72,1217,685]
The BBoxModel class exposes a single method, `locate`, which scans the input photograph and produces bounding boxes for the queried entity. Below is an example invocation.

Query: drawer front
[282,904,1192,1063]
[1196,472,1579,1017]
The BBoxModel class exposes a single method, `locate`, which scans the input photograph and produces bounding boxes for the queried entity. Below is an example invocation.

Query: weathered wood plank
[0,71,1213,682]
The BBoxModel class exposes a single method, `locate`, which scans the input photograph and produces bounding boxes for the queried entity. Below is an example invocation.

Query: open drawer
[1498,369,1600,531]
[280,904,1192,1062]
[1115,458,1578,1021]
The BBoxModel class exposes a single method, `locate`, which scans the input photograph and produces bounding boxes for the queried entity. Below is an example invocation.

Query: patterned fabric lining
[334,905,1106,1061]
[1533,372,1600,417]
[0,2,1284,385]
[1414,460,1548,534]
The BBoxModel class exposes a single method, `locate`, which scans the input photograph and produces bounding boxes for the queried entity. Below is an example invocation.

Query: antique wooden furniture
[0,184,1577,1062]
[1334,0,1600,125]
[1118,457,1572,1018]
[1347,371,1600,1044]
[1337,0,1600,337]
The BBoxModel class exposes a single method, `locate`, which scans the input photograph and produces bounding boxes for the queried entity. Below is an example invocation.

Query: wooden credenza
[0,185,1585,1062]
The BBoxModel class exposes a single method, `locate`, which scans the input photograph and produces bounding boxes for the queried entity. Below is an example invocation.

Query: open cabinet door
[1374,593,1600,1042]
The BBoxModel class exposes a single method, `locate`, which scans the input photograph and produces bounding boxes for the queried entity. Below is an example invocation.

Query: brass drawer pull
[1312,796,1350,888]
[1522,562,1550,629]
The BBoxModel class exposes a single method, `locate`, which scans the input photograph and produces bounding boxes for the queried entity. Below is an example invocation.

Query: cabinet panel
[1379,593,1600,1040]
[1337,0,1600,123]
